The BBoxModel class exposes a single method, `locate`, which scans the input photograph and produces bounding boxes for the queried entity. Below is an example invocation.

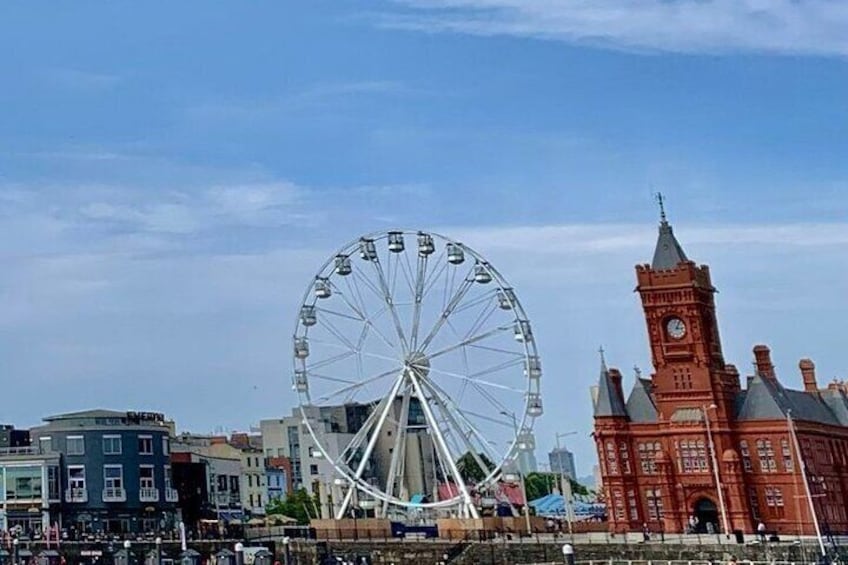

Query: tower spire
[655,192,667,224]
[649,194,688,270]
[599,345,607,372]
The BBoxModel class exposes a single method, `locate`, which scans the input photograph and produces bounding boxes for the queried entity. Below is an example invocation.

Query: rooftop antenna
[654,192,667,223]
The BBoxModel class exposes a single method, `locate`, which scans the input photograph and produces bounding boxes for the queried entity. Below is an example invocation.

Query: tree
[266,489,317,525]
[523,473,589,503]
[456,451,495,484]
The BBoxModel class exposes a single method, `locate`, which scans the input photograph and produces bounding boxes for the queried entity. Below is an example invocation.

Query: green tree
[266,489,317,525]
[456,451,495,484]
[523,473,589,503]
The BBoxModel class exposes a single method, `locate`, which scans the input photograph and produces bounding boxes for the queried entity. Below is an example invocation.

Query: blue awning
[409,494,425,504]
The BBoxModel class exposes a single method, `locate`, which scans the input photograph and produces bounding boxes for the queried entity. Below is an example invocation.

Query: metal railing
[165,488,179,502]
[139,487,160,502]
[102,487,126,502]
[65,487,87,503]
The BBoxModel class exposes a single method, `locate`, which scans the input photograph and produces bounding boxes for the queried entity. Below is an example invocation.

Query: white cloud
[382,0,848,57]
[39,68,121,91]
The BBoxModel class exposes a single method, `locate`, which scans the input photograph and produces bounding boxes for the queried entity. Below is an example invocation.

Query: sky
[1,1,848,478]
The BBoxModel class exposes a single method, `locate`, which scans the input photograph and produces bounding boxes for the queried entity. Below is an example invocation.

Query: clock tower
[635,203,739,420]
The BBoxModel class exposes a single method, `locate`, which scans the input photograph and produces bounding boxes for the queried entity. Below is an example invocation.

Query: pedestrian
[728,556,737,565]
[642,523,651,542]
[757,521,766,542]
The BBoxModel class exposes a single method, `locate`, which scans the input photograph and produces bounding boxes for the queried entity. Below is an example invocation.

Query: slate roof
[651,221,689,270]
[594,361,627,418]
[735,374,842,426]
[626,378,658,423]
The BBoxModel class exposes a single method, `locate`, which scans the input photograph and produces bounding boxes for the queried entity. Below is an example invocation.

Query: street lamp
[702,404,729,538]
[554,431,577,539]
[12,539,19,565]
[501,411,532,536]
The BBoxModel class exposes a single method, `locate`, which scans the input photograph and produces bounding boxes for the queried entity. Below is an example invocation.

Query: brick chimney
[753,345,775,379]
[608,368,625,406]
[799,359,818,393]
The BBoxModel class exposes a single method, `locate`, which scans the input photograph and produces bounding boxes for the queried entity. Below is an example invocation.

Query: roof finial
[655,192,667,224]
[599,346,607,371]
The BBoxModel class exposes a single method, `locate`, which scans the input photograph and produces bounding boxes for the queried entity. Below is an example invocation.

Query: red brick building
[593,213,848,536]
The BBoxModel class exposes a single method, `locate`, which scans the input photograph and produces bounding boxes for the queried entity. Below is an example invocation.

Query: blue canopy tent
[529,494,606,520]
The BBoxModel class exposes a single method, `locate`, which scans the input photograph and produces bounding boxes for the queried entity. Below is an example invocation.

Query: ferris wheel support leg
[335,373,406,520]
[381,384,412,519]
[408,372,480,520]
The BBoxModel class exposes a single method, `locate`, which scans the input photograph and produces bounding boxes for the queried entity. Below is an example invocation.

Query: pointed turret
[651,193,688,270]
[593,347,627,418]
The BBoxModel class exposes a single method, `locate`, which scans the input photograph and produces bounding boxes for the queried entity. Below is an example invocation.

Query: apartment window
[249,494,254,507]
[162,437,170,455]
[103,435,122,455]
[4,466,43,500]
[140,466,155,489]
[628,489,639,521]
[67,436,85,455]
[47,466,60,500]
[257,494,262,507]
[39,437,53,453]
[248,475,253,488]
[309,464,319,475]
[740,440,752,472]
[164,465,173,491]
[638,442,660,475]
[229,476,239,493]
[748,488,761,521]
[765,486,785,517]
[104,465,124,490]
[782,439,794,472]
[620,442,632,474]
[613,490,625,521]
[757,439,777,472]
[68,466,86,490]
[646,488,663,520]
[138,436,153,455]
[676,439,707,473]
[255,457,260,467]
[606,441,618,475]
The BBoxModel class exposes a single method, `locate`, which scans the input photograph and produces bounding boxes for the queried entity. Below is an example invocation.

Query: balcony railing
[139,487,160,502]
[102,487,127,502]
[165,488,179,502]
[65,488,87,503]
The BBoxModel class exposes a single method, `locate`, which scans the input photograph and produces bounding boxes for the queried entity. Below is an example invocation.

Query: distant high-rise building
[548,447,576,479]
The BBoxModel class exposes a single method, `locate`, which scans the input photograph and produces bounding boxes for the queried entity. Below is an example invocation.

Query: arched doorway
[692,497,719,533]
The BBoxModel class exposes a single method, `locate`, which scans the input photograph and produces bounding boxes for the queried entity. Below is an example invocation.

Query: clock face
[666,317,686,339]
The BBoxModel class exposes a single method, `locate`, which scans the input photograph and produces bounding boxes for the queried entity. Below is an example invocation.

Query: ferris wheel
[292,230,543,519]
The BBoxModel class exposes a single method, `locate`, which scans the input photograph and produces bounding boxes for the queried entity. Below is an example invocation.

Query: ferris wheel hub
[404,351,431,378]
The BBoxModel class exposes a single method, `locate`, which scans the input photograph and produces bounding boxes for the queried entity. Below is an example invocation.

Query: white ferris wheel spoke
[368,256,410,355]
[312,366,401,405]
[426,324,513,361]
[421,378,502,469]
[419,378,495,481]
[306,350,356,371]
[409,251,429,350]
[418,274,476,352]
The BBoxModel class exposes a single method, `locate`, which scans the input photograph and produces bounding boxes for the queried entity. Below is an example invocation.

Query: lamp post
[702,404,729,538]
[12,538,18,565]
[155,537,162,565]
[787,410,826,558]
[501,411,532,536]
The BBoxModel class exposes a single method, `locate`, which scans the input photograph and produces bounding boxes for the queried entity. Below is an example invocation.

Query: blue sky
[2,1,848,476]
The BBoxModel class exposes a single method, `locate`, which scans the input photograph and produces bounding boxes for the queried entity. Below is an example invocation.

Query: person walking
[757,521,766,542]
